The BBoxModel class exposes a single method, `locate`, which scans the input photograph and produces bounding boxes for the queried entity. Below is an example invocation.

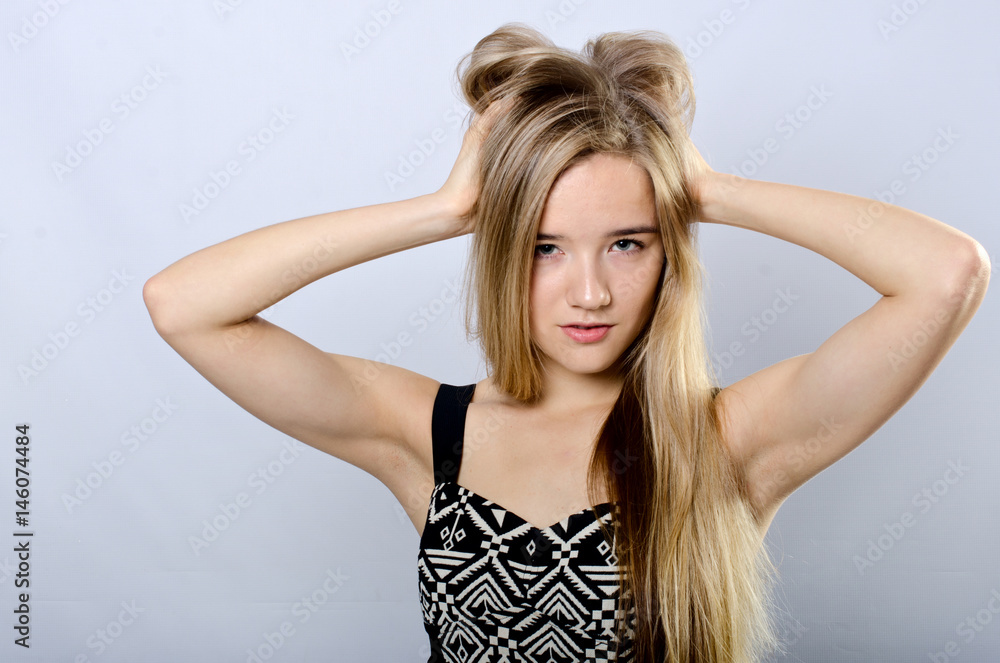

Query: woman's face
[529,153,666,379]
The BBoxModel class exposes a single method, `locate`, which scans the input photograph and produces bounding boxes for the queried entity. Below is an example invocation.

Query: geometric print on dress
[419,480,636,662]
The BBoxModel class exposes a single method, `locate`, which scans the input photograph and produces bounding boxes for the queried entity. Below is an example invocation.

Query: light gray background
[2,1,997,661]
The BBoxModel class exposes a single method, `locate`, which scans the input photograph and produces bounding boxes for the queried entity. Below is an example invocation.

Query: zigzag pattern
[419,481,636,662]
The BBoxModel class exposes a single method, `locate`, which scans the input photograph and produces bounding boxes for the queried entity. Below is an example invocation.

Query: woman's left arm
[697,171,991,527]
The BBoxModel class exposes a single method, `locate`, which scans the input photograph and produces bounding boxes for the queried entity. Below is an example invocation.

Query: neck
[532,366,624,416]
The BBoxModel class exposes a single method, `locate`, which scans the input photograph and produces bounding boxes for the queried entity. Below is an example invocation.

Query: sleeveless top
[418,382,636,662]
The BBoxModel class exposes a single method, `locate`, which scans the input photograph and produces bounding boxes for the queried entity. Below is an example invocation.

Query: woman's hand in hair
[685,139,733,225]
[685,140,715,208]
[435,97,516,236]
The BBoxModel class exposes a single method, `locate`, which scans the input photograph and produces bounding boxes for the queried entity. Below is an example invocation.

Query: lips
[560,324,612,343]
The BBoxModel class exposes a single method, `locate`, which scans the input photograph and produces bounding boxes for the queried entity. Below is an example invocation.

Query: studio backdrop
[2,1,997,661]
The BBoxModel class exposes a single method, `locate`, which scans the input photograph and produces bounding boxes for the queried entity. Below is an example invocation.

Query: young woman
[143,23,989,663]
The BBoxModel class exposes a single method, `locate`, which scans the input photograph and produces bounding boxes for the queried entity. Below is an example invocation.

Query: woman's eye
[614,239,645,252]
[534,240,645,259]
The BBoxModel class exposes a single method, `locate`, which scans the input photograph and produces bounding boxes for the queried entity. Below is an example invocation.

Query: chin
[550,353,623,375]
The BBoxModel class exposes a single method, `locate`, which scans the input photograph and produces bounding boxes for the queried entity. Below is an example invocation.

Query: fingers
[470,95,518,138]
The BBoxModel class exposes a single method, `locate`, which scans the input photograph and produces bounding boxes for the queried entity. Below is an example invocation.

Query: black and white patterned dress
[418,382,636,662]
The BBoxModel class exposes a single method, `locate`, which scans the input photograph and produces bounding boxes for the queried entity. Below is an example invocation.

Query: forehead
[539,153,656,236]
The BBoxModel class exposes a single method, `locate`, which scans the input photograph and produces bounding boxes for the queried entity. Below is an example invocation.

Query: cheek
[528,280,549,328]
[529,275,556,307]
[621,274,662,328]
[616,262,661,304]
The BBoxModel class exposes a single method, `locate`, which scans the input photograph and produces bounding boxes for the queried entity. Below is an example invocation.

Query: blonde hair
[454,23,784,662]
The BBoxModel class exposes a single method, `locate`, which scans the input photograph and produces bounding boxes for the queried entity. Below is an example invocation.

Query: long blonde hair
[453,23,783,662]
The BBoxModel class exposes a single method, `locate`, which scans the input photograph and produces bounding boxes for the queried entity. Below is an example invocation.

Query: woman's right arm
[145,194,463,332]
[143,98,507,505]
[142,192,465,490]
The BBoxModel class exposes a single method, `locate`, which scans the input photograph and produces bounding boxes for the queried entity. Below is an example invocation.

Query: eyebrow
[536,225,659,241]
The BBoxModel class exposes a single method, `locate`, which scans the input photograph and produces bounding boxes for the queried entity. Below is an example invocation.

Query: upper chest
[394,396,617,537]
[446,401,612,528]
[466,400,603,476]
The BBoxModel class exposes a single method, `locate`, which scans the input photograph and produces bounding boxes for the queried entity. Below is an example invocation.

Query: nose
[566,257,611,308]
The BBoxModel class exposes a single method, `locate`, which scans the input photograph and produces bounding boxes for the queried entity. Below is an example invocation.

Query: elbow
[939,239,990,311]
[968,239,992,289]
[142,275,179,336]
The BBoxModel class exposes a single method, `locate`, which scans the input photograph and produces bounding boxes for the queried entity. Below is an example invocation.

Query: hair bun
[585,29,696,134]
[455,22,695,135]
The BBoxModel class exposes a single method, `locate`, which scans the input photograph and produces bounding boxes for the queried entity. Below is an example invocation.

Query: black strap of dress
[430,382,476,485]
